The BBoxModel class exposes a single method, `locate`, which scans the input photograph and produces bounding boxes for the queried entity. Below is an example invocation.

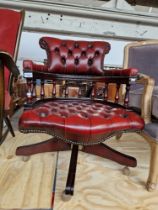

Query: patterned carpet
[0,113,158,210]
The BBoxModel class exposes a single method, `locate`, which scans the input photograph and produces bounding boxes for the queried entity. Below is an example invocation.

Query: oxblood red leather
[19,100,144,145]
[23,60,138,78]
[23,60,48,72]
[104,68,138,77]
[0,9,22,90]
[39,37,111,75]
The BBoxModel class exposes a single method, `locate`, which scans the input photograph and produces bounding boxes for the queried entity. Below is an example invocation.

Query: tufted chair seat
[19,100,144,145]
[16,37,145,202]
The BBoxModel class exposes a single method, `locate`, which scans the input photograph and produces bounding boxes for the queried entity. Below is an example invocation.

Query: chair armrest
[137,73,155,123]
[0,51,19,77]
[23,60,48,72]
[104,68,138,77]
[0,51,20,140]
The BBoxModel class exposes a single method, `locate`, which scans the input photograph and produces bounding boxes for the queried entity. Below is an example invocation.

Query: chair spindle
[26,78,32,102]
[40,79,45,98]
[124,84,130,107]
[115,83,120,103]
[104,83,108,100]
[32,79,37,98]
[52,81,56,98]
[65,81,69,98]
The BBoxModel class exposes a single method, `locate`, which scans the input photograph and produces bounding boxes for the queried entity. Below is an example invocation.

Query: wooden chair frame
[0,9,24,144]
[122,40,158,191]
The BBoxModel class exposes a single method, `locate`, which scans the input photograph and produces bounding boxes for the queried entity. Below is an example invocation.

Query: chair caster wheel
[122,166,130,176]
[61,191,72,202]
[22,156,30,162]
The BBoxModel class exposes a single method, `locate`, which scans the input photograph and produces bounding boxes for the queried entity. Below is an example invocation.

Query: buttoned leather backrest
[39,37,111,75]
[0,8,23,90]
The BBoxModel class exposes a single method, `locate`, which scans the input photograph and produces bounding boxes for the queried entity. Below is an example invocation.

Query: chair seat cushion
[144,122,158,141]
[19,100,144,145]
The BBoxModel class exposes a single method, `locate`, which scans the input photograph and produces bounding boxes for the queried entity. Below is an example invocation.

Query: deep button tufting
[104,109,111,113]
[54,47,60,54]
[103,114,109,118]
[87,109,94,114]
[39,37,111,75]
[19,100,144,145]
[95,51,100,56]
[122,113,128,118]
[60,111,68,118]
[92,107,99,111]
[68,49,72,56]
[68,104,73,107]
[74,58,79,65]
[68,109,76,113]
[51,108,57,112]
[81,51,86,56]
[61,57,66,65]
[59,106,65,109]
[88,58,93,66]
[76,106,82,110]
[80,112,88,118]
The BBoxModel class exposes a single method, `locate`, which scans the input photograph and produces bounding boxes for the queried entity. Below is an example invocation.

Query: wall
[1,0,158,71]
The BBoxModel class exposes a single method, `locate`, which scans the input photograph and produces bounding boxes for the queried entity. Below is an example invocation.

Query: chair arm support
[137,73,155,123]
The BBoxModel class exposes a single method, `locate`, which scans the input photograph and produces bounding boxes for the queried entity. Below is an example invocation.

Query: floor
[0,110,158,210]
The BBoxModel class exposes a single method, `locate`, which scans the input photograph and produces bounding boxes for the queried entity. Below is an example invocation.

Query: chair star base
[16,135,137,199]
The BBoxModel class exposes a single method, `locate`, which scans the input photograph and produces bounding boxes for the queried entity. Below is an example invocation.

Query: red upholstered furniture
[16,37,144,200]
[0,8,24,143]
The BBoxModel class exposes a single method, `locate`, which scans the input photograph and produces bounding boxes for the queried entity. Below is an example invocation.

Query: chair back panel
[0,8,24,90]
[39,37,111,75]
[23,37,139,108]
[127,43,158,87]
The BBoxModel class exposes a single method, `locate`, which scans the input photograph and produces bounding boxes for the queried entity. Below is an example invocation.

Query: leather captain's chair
[0,8,24,143]
[16,37,144,200]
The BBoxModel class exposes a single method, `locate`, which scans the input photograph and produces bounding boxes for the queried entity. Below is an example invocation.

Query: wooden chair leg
[4,115,15,137]
[16,138,71,156]
[62,145,79,200]
[81,143,137,167]
[147,141,158,191]
[0,66,4,143]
